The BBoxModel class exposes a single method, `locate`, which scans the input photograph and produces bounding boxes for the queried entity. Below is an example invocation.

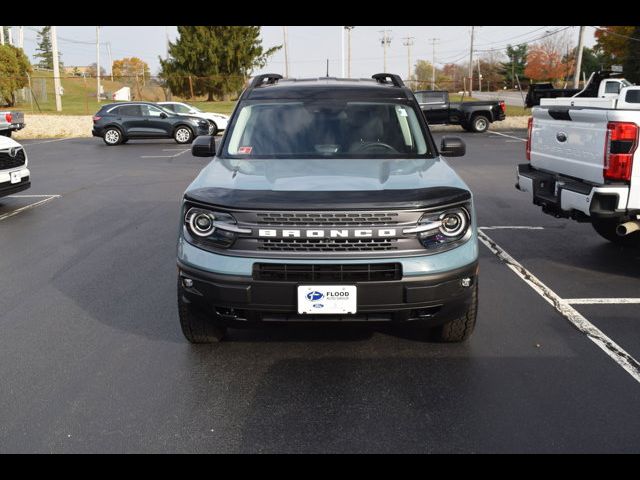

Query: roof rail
[372,73,405,87]
[248,73,283,89]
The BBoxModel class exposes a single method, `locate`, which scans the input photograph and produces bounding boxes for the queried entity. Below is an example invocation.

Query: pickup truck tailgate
[530,107,609,184]
[9,111,24,125]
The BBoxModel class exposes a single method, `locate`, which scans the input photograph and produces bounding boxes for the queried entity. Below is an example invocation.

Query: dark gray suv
[92,102,209,145]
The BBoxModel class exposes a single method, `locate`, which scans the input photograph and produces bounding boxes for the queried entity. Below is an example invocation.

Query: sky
[13,26,597,79]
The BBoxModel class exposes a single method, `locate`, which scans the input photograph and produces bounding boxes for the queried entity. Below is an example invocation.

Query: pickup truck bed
[0,111,26,137]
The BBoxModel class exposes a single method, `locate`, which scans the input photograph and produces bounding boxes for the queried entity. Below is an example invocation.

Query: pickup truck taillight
[526,117,533,161]
[604,121,638,182]
[5,113,11,123]
[499,101,506,113]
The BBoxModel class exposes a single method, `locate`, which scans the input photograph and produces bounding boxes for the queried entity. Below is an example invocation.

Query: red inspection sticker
[238,146,253,154]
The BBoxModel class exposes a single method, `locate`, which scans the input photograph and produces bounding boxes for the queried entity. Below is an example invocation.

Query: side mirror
[191,135,217,157]
[440,136,466,157]
[160,112,167,119]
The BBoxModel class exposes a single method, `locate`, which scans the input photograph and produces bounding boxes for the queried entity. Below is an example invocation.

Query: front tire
[592,218,640,247]
[103,127,123,146]
[432,283,478,342]
[178,279,227,343]
[470,115,490,133]
[207,121,218,136]
[174,126,194,144]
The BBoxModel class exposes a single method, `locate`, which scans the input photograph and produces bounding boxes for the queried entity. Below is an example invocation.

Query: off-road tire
[592,218,640,248]
[178,279,227,343]
[432,283,478,342]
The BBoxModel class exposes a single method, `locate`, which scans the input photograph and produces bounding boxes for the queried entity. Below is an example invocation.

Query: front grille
[253,263,402,282]
[258,238,398,252]
[0,149,26,170]
[256,211,399,226]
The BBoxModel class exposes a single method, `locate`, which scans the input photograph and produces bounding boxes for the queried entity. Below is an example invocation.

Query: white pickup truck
[517,73,640,247]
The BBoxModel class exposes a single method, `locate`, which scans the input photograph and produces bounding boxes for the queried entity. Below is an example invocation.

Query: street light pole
[51,26,62,112]
[379,30,392,72]
[344,26,355,78]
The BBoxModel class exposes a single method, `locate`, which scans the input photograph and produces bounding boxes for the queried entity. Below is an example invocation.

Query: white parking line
[141,149,189,159]
[478,229,640,384]
[487,131,527,142]
[0,195,60,222]
[21,138,72,146]
[565,298,640,305]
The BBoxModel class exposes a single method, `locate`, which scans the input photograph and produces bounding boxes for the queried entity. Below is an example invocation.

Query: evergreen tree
[159,26,280,101]
[34,26,62,70]
[500,44,528,88]
[623,26,640,84]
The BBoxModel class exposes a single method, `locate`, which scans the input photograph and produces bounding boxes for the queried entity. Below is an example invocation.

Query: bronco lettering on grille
[258,229,397,238]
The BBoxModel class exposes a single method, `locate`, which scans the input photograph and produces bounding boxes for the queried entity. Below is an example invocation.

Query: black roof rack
[248,73,283,89]
[372,73,405,87]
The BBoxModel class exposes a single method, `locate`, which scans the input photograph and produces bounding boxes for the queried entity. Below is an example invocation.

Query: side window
[162,104,176,112]
[175,104,191,114]
[415,92,445,104]
[143,105,165,117]
[625,89,640,103]
[118,105,141,116]
[605,81,621,94]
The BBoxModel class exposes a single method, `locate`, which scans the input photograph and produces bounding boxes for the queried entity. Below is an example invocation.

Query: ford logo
[306,291,324,301]
[556,132,567,143]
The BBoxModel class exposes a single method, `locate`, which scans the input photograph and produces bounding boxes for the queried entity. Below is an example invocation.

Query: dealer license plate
[297,285,357,314]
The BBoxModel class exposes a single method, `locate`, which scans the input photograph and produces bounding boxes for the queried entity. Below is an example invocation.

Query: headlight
[184,207,240,249]
[409,205,472,252]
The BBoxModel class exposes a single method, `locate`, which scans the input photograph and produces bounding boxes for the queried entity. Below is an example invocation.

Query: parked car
[0,135,30,198]
[176,73,479,343]
[517,76,640,247]
[0,111,26,138]
[91,102,210,146]
[415,90,506,133]
[157,102,229,136]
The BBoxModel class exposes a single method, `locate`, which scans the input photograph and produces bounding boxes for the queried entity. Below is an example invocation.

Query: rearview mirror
[191,135,217,157]
[440,136,466,157]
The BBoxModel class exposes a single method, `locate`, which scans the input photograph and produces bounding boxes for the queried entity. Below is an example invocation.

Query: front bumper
[0,176,31,197]
[516,163,630,219]
[178,259,478,327]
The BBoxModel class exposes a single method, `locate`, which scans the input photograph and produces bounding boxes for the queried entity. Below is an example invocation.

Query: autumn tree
[112,57,151,82]
[525,34,574,84]
[160,26,280,101]
[594,26,635,63]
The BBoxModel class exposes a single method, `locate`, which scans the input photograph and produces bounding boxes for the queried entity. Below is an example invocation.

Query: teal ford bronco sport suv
[177,73,479,343]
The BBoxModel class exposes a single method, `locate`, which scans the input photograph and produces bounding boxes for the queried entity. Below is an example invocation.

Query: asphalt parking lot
[1,131,640,453]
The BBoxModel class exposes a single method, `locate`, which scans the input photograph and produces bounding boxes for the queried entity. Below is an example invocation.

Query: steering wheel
[356,141,398,153]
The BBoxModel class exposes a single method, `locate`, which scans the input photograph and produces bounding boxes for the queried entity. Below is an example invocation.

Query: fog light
[461,277,471,288]
[183,278,194,288]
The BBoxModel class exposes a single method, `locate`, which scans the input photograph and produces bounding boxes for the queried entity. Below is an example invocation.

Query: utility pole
[429,38,439,90]
[282,26,289,78]
[0,27,4,45]
[96,26,101,102]
[107,42,113,82]
[379,29,392,72]
[51,26,62,112]
[402,37,415,86]
[341,26,344,78]
[573,26,586,88]
[344,26,354,78]
[468,26,475,95]
[511,54,515,89]
[19,26,24,49]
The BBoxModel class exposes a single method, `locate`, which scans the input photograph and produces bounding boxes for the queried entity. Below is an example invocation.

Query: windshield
[223,100,431,158]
